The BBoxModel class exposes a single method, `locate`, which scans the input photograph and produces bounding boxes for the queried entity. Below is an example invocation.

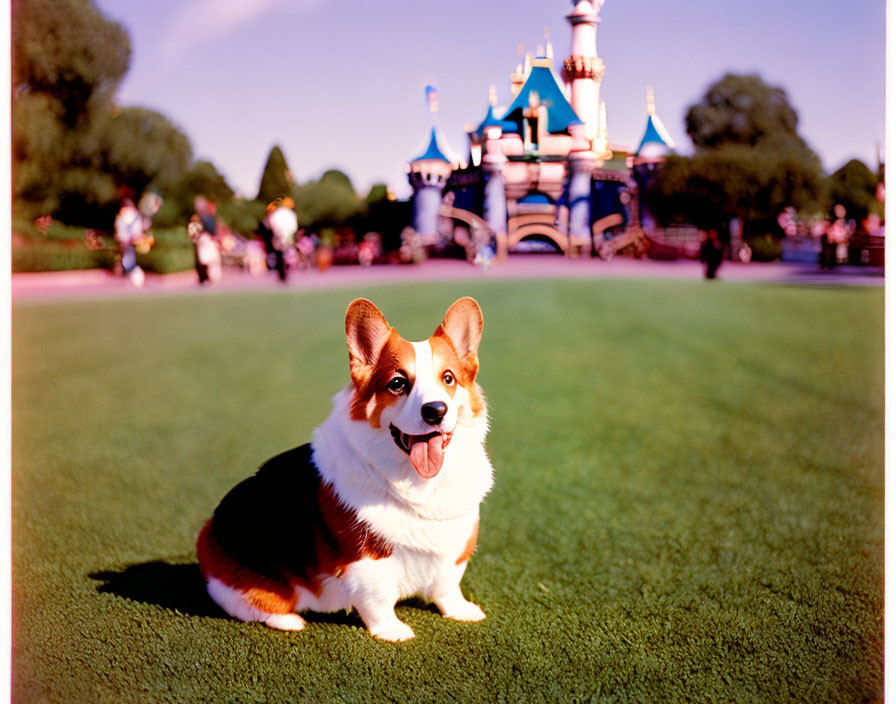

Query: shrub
[12,223,195,274]
[137,226,194,273]
[137,227,196,274]
[744,233,782,262]
[136,246,195,274]
[12,238,116,272]
[14,216,88,241]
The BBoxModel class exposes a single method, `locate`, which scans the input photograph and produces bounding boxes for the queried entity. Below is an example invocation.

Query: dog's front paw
[264,613,306,631]
[442,601,486,623]
[433,589,487,622]
[371,621,416,642]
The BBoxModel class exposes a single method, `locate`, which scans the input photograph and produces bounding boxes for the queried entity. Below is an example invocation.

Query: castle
[407,0,675,261]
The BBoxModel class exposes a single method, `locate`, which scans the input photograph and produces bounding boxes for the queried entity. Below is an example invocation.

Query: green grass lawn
[12,278,884,703]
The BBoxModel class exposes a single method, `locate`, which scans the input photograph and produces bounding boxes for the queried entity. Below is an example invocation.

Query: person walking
[114,191,146,287]
[699,229,725,280]
[265,197,299,282]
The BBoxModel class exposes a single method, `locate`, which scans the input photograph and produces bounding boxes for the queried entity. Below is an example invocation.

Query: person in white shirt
[114,196,146,287]
[264,197,299,282]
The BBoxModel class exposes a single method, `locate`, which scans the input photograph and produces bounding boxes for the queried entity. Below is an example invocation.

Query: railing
[645,227,702,259]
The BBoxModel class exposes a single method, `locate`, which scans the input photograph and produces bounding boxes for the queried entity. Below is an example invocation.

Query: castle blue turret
[632,86,675,231]
[407,127,453,237]
[474,103,512,245]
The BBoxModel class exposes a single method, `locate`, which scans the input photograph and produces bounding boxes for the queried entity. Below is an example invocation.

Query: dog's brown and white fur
[197,297,493,641]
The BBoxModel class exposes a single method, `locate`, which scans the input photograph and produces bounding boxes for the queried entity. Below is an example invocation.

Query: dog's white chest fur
[308,386,492,617]
[313,386,492,549]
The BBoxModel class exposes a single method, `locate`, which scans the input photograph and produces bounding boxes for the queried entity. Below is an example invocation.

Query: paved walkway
[11,256,885,301]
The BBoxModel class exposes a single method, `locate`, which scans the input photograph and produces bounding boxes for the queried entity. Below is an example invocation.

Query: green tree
[12,0,262,244]
[364,183,390,208]
[291,172,362,229]
[152,159,235,228]
[12,0,130,128]
[178,160,235,205]
[102,107,193,196]
[12,0,131,223]
[650,141,825,231]
[827,159,882,223]
[685,74,801,150]
[219,199,267,237]
[256,145,293,204]
[319,169,355,192]
[647,73,826,239]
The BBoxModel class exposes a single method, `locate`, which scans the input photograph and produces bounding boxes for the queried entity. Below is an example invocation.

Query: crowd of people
[817,205,856,270]
[112,191,876,287]
[696,204,871,280]
[112,192,386,288]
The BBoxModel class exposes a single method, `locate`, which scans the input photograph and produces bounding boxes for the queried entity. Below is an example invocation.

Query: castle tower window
[524,90,541,152]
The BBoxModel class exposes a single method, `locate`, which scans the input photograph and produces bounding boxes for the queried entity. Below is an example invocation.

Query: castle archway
[507,220,568,253]
[513,233,565,254]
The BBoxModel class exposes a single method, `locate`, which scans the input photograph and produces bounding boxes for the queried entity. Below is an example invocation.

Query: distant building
[408,0,675,260]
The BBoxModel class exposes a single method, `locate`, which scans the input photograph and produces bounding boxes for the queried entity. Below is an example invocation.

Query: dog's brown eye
[442,371,455,386]
[387,376,409,395]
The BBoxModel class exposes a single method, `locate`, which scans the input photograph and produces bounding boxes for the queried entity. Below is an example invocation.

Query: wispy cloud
[160,0,321,62]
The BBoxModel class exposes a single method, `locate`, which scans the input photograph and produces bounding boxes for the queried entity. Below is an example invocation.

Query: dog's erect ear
[436,297,483,377]
[345,299,392,383]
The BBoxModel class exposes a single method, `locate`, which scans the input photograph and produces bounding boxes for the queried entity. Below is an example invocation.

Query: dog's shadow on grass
[89,561,228,619]
[88,561,375,628]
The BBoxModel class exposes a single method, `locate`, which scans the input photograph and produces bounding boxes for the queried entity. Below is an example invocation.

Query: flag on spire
[425,85,438,114]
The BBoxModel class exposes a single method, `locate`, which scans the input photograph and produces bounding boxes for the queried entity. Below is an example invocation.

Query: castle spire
[563,0,606,144]
[635,86,675,160]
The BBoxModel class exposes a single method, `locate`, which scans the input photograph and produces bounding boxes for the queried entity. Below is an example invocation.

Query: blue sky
[94,0,886,200]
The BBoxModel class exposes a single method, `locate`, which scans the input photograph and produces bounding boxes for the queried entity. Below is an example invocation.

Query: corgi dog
[197,297,493,641]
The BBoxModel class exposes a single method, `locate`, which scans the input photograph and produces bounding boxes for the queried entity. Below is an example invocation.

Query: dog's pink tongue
[409,434,444,479]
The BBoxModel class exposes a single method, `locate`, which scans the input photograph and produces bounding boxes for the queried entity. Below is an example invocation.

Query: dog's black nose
[421,401,447,426]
